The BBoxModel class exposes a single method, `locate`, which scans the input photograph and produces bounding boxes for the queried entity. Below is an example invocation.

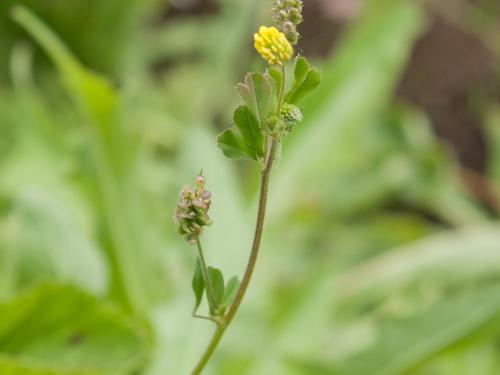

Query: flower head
[254,26,293,66]
[174,173,212,244]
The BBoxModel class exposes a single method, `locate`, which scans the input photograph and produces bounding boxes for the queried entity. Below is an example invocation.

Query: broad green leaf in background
[0,283,149,375]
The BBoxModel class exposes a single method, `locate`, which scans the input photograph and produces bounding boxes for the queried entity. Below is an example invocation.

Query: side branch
[190,137,279,375]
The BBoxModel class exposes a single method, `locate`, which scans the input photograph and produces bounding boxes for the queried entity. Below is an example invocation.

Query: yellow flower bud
[254,26,293,66]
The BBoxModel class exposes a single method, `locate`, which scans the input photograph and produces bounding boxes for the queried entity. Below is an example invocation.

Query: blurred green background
[1,0,500,374]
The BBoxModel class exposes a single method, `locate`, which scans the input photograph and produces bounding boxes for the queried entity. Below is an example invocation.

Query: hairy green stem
[190,137,279,375]
[196,238,218,314]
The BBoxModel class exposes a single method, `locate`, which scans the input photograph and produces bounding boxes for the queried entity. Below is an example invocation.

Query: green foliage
[11,5,161,313]
[217,105,264,161]
[208,267,225,314]
[218,55,321,161]
[192,260,205,314]
[336,284,500,375]
[217,129,254,160]
[235,72,277,129]
[0,283,149,374]
[1,0,500,374]
[285,56,321,104]
[221,276,240,310]
[233,106,265,158]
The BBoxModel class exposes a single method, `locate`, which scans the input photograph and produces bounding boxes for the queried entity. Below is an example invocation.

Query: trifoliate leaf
[233,105,264,159]
[192,259,205,314]
[286,56,321,104]
[235,72,276,128]
[217,129,254,160]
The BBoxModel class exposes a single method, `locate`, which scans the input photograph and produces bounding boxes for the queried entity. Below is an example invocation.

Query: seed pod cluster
[272,0,303,45]
[174,175,212,244]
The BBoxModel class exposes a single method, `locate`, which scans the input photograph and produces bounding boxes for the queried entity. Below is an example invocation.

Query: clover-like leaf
[234,105,264,158]
[285,56,321,104]
[235,72,276,128]
[217,129,254,160]
[217,105,265,161]
[192,259,205,314]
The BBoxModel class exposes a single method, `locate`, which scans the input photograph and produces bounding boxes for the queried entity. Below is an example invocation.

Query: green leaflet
[217,129,254,160]
[234,105,264,157]
[220,276,240,309]
[208,267,225,308]
[285,56,321,105]
[268,66,283,95]
[192,259,205,314]
[235,72,276,128]
[0,283,149,375]
[217,105,264,161]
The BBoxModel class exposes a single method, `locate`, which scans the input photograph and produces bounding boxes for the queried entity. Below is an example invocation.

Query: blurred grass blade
[11,5,117,128]
[11,5,149,313]
[336,284,500,375]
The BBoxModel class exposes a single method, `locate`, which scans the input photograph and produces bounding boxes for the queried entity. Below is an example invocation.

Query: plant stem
[190,137,279,375]
[196,237,218,314]
[277,63,286,115]
[191,61,287,375]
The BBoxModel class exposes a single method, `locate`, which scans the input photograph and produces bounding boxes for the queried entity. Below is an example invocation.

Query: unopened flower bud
[279,103,303,134]
[281,103,303,123]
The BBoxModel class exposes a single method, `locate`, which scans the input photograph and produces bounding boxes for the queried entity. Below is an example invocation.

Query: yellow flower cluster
[254,26,293,66]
